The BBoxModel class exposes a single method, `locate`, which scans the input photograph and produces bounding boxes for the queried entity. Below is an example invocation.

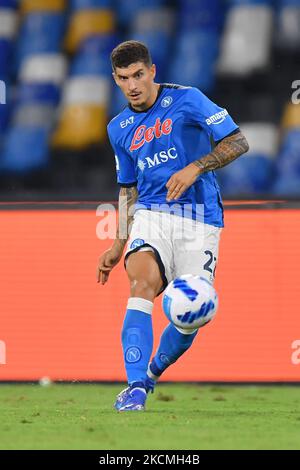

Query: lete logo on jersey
[129,117,173,152]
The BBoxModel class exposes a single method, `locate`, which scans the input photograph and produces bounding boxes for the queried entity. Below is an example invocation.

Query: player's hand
[166,163,201,201]
[96,246,123,285]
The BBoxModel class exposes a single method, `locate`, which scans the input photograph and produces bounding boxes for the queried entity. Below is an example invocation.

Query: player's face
[113,62,157,111]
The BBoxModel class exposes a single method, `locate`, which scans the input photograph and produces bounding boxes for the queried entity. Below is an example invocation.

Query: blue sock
[147,323,198,379]
[122,297,154,387]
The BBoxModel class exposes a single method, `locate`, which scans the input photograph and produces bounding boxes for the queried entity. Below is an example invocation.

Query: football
[162,274,218,330]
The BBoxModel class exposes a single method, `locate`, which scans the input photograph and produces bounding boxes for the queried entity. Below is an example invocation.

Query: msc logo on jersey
[137,147,178,171]
[161,96,173,108]
[206,109,228,126]
[129,117,173,152]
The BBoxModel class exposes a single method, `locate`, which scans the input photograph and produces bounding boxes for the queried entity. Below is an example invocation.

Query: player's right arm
[97,185,138,284]
[97,124,138,285]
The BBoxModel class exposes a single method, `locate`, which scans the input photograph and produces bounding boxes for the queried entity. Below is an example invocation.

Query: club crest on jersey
[130,238,145,249]
[161,96,173,108]
[129,117,173,152]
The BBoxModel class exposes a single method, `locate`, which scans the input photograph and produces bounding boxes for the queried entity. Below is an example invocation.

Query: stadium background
[0,0,299,383]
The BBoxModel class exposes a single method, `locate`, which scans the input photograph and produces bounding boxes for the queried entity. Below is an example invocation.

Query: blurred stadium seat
[19,54,67,84]
[130,8,175,81]
[0,0,17,7]
[20,0,66,14]
[0,5,17,79]
[217,5,273,76]
[12,104,56,129]
[61,76,110,106]
[17,82,61,106]
[64,9,115,53]
[0,125,49,173]
[52,75,109,149]
[178,0,223,32]
[70,33,119,77]
[169,30,219,91]
[15,12,66,72]
[52,104,107,149]
[273,129,300,196]
[70,0,113,9]
[116,0,166,28]
[0,103,10,138]
[282,102,300,129]
[218,123,278,194]
[276,3,300,51]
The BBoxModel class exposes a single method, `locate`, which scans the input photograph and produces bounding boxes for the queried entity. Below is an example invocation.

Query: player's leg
[146,323,198,388]
[123,250,163,385]
[116,250,163,411]
[115,210,173,409]
[147,219,221,384]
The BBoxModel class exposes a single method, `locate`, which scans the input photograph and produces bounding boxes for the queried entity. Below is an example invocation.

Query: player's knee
[130,278,158,301]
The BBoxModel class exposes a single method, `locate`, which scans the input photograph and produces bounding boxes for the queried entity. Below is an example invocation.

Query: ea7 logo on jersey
[120,116,134,128]
[129,117,173,152]
[206,109,228,126]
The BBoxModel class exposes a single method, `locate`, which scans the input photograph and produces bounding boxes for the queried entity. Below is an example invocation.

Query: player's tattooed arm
[116,185,138,248]
[192,130,249,174]
[97,185,138,284]
[166,130,249,201]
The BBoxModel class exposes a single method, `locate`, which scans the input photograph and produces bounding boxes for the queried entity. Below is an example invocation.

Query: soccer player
[97,41,249,411]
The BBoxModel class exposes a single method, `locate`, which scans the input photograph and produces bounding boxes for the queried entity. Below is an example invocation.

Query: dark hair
[110,40,152,71]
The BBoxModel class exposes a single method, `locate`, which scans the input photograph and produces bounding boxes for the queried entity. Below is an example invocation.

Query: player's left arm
[166,129,249,201]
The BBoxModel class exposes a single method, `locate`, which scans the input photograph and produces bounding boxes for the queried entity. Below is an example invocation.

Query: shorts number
[204,250,217,276]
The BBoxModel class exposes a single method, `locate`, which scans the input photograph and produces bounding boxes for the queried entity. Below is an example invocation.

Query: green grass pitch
[0,383,300,450]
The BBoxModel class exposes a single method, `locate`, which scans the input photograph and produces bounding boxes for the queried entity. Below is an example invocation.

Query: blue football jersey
[107,84,239,227]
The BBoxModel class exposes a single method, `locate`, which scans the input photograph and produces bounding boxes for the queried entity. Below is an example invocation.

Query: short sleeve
[107,128,137,186]
[185,88,239,142]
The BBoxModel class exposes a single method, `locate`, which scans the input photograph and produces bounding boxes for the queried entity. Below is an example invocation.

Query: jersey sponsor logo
[161,96,173,108]
[138,147,178,171]
[205,109,228,126]
[120,116,134,128]
[129,117,173,152]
